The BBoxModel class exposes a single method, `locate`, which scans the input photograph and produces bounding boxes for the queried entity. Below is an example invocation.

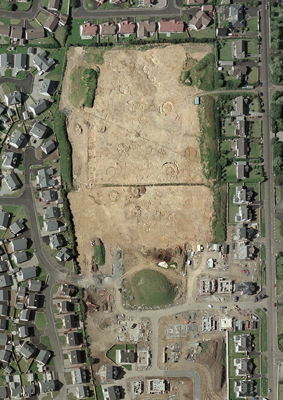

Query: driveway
[0,72,34,95]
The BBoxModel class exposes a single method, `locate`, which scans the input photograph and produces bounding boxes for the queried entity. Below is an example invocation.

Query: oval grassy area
[131,269,176,308]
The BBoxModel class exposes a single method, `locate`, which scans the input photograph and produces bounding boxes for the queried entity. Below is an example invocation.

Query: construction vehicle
[86,301,99,312]
[233,305,240,311]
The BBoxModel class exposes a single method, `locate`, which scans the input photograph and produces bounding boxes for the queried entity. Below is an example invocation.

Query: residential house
[63,314,76,329]
[233,186,247,204]
[9,382,22,398]
[137,20,156,38]
[49,234,63,249]
[69,349,82,364]
[0,305,9,317]
[61,284,77,296]
[48,0,60,10]
[158,19,184,33]
[36,349,51,365]
[233,138,248,158]
[10,218,25,235]
[17,286,26,299]
[10,26,23,40]
[40,79,54,96]
[25,28,45,41]
[11,237,28,252]
[187,0,204,4]
[19,342,36,359]
[41,139,56,155]
[0,387,8,399]
[234,334,252,352]
[21,266,38,280]
[118,20,135,35]
[0,290,9,302]
[44,15,59,33]
[2,152,18,169]
[77,386,90,399]
[44,220,59,232]
[42,190,58,202]
[67,331,79,346]
[33,50,55,73]
[22,110,30,120]
[226,5,245,29]
[0,319,6,330]
[0,333,8,346]
[9,131,26,149]
[0,211,10,230]
[0,350,11,363]
[56,247,71,262]
[36,168,55,189]
[0,54,13,69]
[232,40,246,59]
[116,349,135,364]
[14,53,28,71]
[231,96,247,116]
[0,103,6,115]
[235,281,256,295]
[0,26,10,37]
[0,261,7,273]
[29,280,42,292]
[45,207,61,219]
[235,205,250,223]
[234,118,246,137]
[98,365,119,381]
[80,22,98,39]
[18,326,29,339]
[29,99,49,116]
[0,275,12,288]
[100,22,117,36]
[13,251,28,264]
[30,121,49,139]
[102,386,121,400]
[22,384,36,398]
[27,294,39,309]
[59,13,68,26]
[4,91,21,106]
[4,172,21,191]
[39,380,56,393]
[72,368,86,384]
[60,301,72,313]
[189,11,212,30]
[19,309,31,322]
[234,380,255,398]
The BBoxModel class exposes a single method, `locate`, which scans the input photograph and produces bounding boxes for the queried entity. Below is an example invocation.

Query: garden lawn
[35,312,46,329]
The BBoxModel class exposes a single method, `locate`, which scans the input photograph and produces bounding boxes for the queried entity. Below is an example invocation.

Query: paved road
[0,73,34,95]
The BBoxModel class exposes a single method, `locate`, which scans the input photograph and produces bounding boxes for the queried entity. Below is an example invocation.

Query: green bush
[81,68,99,108]
[94,244,105,266]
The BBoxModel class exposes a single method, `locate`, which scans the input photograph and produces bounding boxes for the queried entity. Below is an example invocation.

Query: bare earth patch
[60,44,214,275]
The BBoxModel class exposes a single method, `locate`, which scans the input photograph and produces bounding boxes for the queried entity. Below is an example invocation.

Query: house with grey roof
[11,237,28,252]
[0,261,7,273]
[0,319,6,330]
[232,40,246,59]
[14,53,27,71]
[0,386,8,399]
[4,172,21,191]
[45,207,61,220]
[2,152,18,169]
[226,5,245,29]
[0,25,10,37]
[18,326,29,339]
[49,234,63,249]
[0,54,13,69]
[37,168,55,189]
[72,368,86,384]
[48,0,60,10]
[44,15,59,32]
[67,331,79,346]
[19,309,30,322]
[234,380,254,398]
[22,383,36,398]
[9,131,26,149]
[17,286,26,299]
[69,349,82,364]
[33,50,55,73]
[56,247,71,262]
[77,386,90,399]
[44,220,59,232]
[0,275,12,288]
[9,382,22,398]
[40,79,54,96]
[10,218,25,235]
[64,314,76,329]
[19,342,36,359]
[10,25,23,39]
[4,91,21,107]
[22,110,30,120]
[30,121,49,139]
[0,211,10,230]
[39,380,56,393]
[42,190,58,202]
[0,304,9,317]
[7,108,15,118]
[0,333,8,346]
[20,266,38,280]
[0,103,6,115]
[0,290,9,302]
[0,349,11,363]
[29,99,49,116]
[60,301,72,313]
[41,140,56,155]
[13,251,28,264]
[4,366,12,374]
[29,280,42,292]
[234,357,254,376]
[36,349,51,365]
[27,294,39,309]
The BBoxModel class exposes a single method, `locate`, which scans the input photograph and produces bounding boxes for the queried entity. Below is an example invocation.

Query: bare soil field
[60,44,214,276]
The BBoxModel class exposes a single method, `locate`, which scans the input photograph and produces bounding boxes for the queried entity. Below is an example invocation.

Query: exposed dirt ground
[60,44,214,277]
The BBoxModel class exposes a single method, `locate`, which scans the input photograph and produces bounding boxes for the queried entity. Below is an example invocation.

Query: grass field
[40,335,52,351]
[35,312,46,329]
[256,308,267,352]
[125,269,176,308]
[55,318,63,329]
[275,217,283,242]
[219,40,232,61]
[262,355,268,374]
[276,186,282,205]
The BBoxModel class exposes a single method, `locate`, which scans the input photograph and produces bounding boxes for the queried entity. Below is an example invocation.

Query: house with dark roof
[29,280,42,292]
[48,0,60,10]
[234,358,254,376]
[19,342,36,359]
[80,22,98,39]
[0,290,9,302]
[29,99,49,116]
[39,380,56,393]
[60,300,72,313]
[36,349,51,365]
[18,326,29,339]
[14,53,27,71]
[9,382,22,398]
[21,266,38,280]
[234,334,252,352]
[11,237,28,252]
[0,349,11,363]
[67,331,79,346]
[226,5,245,29]
[158,19,184,33]
[17,286,26,299]
[30,121,49,139]
[0,211,10,230]
[37,168,55,189]
[44,220,59,232]
[3,152,18,169]
[4,91,21,106]
[0,54,13,69]
[72,368,86,384]
[9,131,26,149]
[45,207,61,220]
[49,234,63,249]
[61,284,77,296]
[63,314,76,329]
[44,15,59,33]
[19,309,31,322]
[0,261,7,273]
[137,20,156,38]
[0,304,9,317]
[56,247,71,262]
[116,349,135,364]
[102,386,121,400]
[25,28,45,40]
[41,139,56,155]
[0,333,8,346]
[0,319,6,330]
[27,294,40,309]
[69,349,82,364]
[33,50,55,73]
[42,190,58,202]
[234,380,254,398]
[235,281,256,295]
[0,275,12,288]
[22,383,36,398]
[10,25,23,39]
[0,386,8,399]
[10,218,25,235]
[13,251,28,264]
[40,79,54,96]
[77,386,90,399]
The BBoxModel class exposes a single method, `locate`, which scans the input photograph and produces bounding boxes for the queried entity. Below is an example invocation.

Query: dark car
[234,296,239,302]
[263,307,267,312]
[260,82,263,86]
[260,92,263,96]
[261,102,264,106]
[131,324,137,329]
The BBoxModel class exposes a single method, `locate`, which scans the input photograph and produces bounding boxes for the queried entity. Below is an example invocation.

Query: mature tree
[275,174,283,186]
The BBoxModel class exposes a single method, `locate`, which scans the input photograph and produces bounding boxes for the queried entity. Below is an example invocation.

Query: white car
[208,304,213,308]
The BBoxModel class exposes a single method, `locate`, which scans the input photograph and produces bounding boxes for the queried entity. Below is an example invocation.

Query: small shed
[194,96,200,105]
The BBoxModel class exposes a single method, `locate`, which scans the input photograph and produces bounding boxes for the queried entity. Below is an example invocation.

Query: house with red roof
[118,20,135,35]
[80,22,98,39]
[158,19,184,34]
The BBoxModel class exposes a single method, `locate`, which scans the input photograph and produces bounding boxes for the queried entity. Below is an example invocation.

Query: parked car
[208,304,213,308]
[234,296,239,302]
[260,82,263,86]
[260,92,263,96]
[220,306,227,309]
[263,307,267,312]
[265,4,268,9]
[274,302,277,307]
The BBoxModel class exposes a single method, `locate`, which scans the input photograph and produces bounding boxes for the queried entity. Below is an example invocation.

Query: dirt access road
[60,44,214,276]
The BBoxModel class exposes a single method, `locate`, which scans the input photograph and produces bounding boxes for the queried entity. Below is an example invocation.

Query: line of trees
[272,137,283,185]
